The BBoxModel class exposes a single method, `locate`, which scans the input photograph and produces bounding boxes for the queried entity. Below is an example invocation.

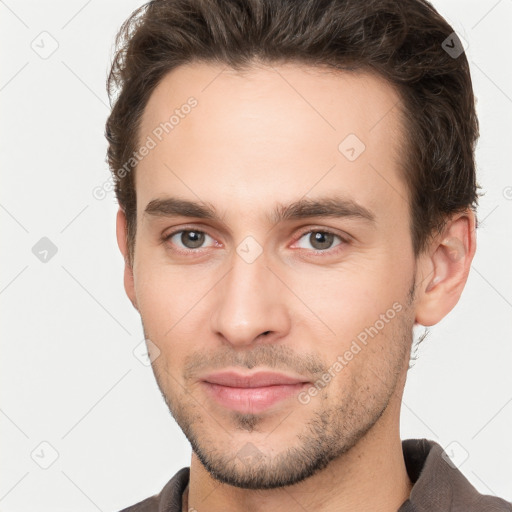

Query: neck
[185,394,413,512]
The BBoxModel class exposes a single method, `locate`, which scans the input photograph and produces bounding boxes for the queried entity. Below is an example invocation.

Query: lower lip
[201,381,309,414]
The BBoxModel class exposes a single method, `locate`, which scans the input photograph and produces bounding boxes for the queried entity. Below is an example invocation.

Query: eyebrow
[143,195,376,225]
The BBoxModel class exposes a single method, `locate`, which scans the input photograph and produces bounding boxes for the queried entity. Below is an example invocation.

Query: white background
[1,0,511,510]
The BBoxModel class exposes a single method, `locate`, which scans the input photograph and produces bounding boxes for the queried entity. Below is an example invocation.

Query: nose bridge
[210,246,289,346]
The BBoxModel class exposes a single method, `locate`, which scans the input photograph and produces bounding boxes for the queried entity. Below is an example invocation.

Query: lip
[200,370,310,414]
[201,370,309,388]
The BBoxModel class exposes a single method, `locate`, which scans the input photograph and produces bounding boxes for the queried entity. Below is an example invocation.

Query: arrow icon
[236,236,263,263]
[30,31,59,60]
[31,441,59,469]
[442,32,467,59]
[32,237,58,263]
[338,133,365,161]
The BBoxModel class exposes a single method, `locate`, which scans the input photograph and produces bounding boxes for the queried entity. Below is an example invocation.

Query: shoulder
[402,438,512,511]
[118,495,160,512]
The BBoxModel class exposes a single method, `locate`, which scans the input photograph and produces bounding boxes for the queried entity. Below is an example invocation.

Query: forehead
[135,61,407,223]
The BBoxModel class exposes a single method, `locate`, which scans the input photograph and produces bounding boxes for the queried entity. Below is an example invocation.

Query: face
[127,62,419,489]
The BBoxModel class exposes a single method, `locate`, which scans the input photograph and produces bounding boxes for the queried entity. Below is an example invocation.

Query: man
[105,0,511,510]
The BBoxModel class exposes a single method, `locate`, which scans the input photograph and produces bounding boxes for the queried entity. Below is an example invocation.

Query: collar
[398,438,511,511]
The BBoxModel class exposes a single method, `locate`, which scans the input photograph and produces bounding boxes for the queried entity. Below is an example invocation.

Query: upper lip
[202,370,310,388]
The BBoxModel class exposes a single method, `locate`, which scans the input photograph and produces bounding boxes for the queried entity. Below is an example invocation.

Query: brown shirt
[118,438,512,512]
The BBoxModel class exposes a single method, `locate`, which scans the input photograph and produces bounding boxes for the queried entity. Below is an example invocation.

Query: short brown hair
[105,0,480,267]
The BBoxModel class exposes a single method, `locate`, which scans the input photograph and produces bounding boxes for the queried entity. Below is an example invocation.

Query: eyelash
[161,227,349,257]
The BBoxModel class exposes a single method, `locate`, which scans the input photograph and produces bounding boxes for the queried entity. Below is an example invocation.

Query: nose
[209,250,291,348]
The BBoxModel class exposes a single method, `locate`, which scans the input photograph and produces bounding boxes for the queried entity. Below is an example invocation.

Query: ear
[414,210,477,326]
[116,207,138,311]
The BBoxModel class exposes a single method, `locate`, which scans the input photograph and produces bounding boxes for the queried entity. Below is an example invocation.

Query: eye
[294,230,345,252]
[163,229,217,252]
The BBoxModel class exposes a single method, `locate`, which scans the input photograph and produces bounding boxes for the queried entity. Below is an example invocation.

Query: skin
[116,61,476,512]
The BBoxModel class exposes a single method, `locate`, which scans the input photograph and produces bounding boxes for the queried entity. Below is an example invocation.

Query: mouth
[200,370,311,414]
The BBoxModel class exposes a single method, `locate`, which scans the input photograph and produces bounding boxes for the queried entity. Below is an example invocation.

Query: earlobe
[414,211,477,326]
[116,208,139,311]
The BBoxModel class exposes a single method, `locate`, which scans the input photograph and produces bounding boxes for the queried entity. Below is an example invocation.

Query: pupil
[312,232,333,250]
[182,231,204,248]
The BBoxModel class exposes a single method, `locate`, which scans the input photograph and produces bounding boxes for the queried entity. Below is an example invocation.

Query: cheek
[134,263,183,337]
[289,253,410,341]
[134,269,194,385]
[133,256,219,345]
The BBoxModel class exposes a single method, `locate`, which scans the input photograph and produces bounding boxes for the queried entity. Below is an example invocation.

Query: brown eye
[295,230,344,252]
[180,231,205,249]
[165,230,214,251]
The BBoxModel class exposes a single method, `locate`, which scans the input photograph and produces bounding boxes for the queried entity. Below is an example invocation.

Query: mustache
[182,344,326,381]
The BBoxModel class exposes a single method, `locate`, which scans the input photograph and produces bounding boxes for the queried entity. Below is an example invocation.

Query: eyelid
[162,226,219,252]
[162,223,217,238]
[162,224,351,254]
[292,226,351,245]
[290,227,350,256]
